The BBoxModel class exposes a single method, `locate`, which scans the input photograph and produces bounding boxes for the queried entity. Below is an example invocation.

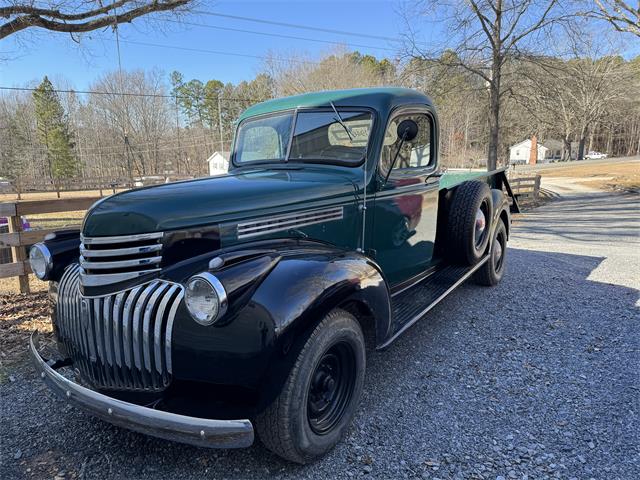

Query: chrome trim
[79,269,162,287]
[165,290,184,374]
[55,266,184,391]
[154,285,179,375]
[185,272,228,326]
[79,256,162,269]
[30,332,254,449]
[29,243,53,280]
[80,244,162,258]
[80,232,164,245]
[80,232,165,287]
[236,206,343,239]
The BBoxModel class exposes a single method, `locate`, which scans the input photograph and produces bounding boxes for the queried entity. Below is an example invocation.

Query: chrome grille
[56,263,184,391]
[80,232,164,287]
[236,206,344,239]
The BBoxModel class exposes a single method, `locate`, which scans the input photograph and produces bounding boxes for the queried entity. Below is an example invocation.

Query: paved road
[1,185,638,479]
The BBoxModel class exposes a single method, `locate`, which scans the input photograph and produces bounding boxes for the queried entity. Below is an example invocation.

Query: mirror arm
[382,133,407,187]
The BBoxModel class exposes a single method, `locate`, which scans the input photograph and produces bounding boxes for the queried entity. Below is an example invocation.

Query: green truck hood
[82,167,358,236]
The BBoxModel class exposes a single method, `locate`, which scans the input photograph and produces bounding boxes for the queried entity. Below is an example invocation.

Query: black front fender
[167,242,390,411]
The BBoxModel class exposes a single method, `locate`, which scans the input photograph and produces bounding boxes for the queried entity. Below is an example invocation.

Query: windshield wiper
[329,101,353,142]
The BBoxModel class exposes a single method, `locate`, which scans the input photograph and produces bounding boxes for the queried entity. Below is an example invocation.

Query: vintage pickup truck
[29,88,518,463]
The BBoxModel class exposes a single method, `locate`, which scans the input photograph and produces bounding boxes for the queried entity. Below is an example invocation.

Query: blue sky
[0,0,405,89]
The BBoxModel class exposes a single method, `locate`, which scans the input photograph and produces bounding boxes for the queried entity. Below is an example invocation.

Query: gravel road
[1,186,638,480]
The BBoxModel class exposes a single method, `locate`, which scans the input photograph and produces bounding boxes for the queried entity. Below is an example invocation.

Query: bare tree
[0,0,192,40]
[591,0,640,37]
[402,0,577,170]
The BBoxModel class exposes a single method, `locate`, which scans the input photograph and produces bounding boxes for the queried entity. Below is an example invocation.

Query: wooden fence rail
[509,175,541,200]
[0,197,100,292]
[1,175,542,293]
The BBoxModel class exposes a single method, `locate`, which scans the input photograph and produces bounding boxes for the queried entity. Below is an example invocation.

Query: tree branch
[0,1,192,40]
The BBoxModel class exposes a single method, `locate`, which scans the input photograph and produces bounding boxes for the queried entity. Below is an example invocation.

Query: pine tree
[32,77,78,179]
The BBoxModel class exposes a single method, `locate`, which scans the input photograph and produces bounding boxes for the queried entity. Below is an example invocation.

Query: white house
[509,139,563,165]
[207,151,229,176]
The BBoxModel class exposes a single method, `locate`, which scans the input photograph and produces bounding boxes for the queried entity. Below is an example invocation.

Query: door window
[380,113,433,174]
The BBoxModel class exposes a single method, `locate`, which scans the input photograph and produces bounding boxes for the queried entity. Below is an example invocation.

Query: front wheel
[255,309,366,464]
[474,219,508,286]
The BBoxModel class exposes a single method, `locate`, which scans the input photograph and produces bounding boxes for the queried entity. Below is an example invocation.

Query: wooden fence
[509,174,541,200]
[0,175,196,199]
[0,174,542,293]
[0,197,100,293]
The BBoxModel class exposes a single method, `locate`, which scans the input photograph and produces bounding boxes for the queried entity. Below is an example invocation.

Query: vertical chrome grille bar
[92,298,104,362]
[165,290,184,375]
[122,286,142,369]
[103,296,114,367]
[143,283,169,373]
[153,285,179,375]
[112,292,125,367]
[132,283,159,371]
[82,294,96,362]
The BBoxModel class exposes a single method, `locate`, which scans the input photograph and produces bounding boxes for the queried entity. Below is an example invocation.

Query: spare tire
[446,181,493,265]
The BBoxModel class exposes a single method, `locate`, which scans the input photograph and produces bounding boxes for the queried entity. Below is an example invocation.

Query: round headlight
[29,243,53,280]
[184,273,228,326]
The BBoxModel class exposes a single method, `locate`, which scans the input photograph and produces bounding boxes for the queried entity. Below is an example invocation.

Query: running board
[379,256,489,349]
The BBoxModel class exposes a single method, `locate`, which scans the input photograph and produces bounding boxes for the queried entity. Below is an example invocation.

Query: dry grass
[536,159,640,192]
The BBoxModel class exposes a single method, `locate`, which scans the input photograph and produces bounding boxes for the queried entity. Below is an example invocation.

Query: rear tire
[255,309,366,464]
[446,181,493,265]
[475,219,507,286]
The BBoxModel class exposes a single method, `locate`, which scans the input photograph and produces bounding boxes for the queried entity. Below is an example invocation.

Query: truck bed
[439,169,499,190]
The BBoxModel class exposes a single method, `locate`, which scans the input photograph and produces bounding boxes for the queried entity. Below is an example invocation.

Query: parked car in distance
[584,151,608,160]
[29,88,519,464]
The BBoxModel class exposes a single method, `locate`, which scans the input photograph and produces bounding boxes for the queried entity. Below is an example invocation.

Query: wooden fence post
[534,175,541,199]
[8,213,30,294]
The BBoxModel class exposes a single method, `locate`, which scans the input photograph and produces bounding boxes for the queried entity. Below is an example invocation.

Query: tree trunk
[487,80,500,171]
[487,2,502,172]
[562,135,572,161]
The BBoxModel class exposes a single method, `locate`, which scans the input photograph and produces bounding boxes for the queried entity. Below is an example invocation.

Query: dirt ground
[534,158,640,192]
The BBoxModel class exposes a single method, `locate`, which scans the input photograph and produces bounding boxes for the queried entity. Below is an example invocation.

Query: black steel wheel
[307,341,357,435]
[255,309,366,464]
[475,219,508,286]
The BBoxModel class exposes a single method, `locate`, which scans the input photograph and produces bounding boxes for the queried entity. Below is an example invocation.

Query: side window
[380,113,432,174]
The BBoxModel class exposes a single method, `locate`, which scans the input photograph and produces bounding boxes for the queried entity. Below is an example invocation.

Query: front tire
[255,309,366,464]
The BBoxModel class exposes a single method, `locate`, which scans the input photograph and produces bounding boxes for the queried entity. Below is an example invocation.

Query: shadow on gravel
[1,248,638,479]
[513,192,640,242]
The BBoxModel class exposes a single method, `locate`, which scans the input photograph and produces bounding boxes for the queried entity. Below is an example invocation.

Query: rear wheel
[446,181,493,265]
[255,309,366,464]
[475,219,508,286]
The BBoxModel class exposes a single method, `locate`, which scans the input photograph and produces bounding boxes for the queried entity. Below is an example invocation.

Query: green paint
[238,87,433,121]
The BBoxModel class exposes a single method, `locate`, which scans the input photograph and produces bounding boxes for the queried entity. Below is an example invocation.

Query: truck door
[370,109,439,286]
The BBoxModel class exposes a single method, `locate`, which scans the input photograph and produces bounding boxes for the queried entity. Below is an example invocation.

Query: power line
[193,10,404,44]
[116,38,324,66]
[0,85,269,103]
[164,19,396,53]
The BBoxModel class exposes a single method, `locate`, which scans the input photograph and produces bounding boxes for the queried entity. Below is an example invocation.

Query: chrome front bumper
[30,331,254,449]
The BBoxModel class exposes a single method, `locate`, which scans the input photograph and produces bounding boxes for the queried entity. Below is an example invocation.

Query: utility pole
[218,95,224,156]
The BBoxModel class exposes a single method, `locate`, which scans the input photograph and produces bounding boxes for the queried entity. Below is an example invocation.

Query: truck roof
[238,87,434,122]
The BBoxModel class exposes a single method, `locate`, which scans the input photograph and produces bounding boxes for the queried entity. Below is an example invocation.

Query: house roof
[207,151,229,162]
[238,87,434,122]
[510,139,532,150]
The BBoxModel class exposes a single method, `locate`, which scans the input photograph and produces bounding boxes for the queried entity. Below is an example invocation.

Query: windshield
[233,109,373,166]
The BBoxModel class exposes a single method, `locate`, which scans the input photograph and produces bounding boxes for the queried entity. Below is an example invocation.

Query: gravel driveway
[1,187,638,480]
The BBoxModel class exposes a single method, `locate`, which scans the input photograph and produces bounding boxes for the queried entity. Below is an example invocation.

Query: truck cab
[29,88,517,463]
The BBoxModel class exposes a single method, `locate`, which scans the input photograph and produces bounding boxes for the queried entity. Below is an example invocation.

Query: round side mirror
[397,119,419,142]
